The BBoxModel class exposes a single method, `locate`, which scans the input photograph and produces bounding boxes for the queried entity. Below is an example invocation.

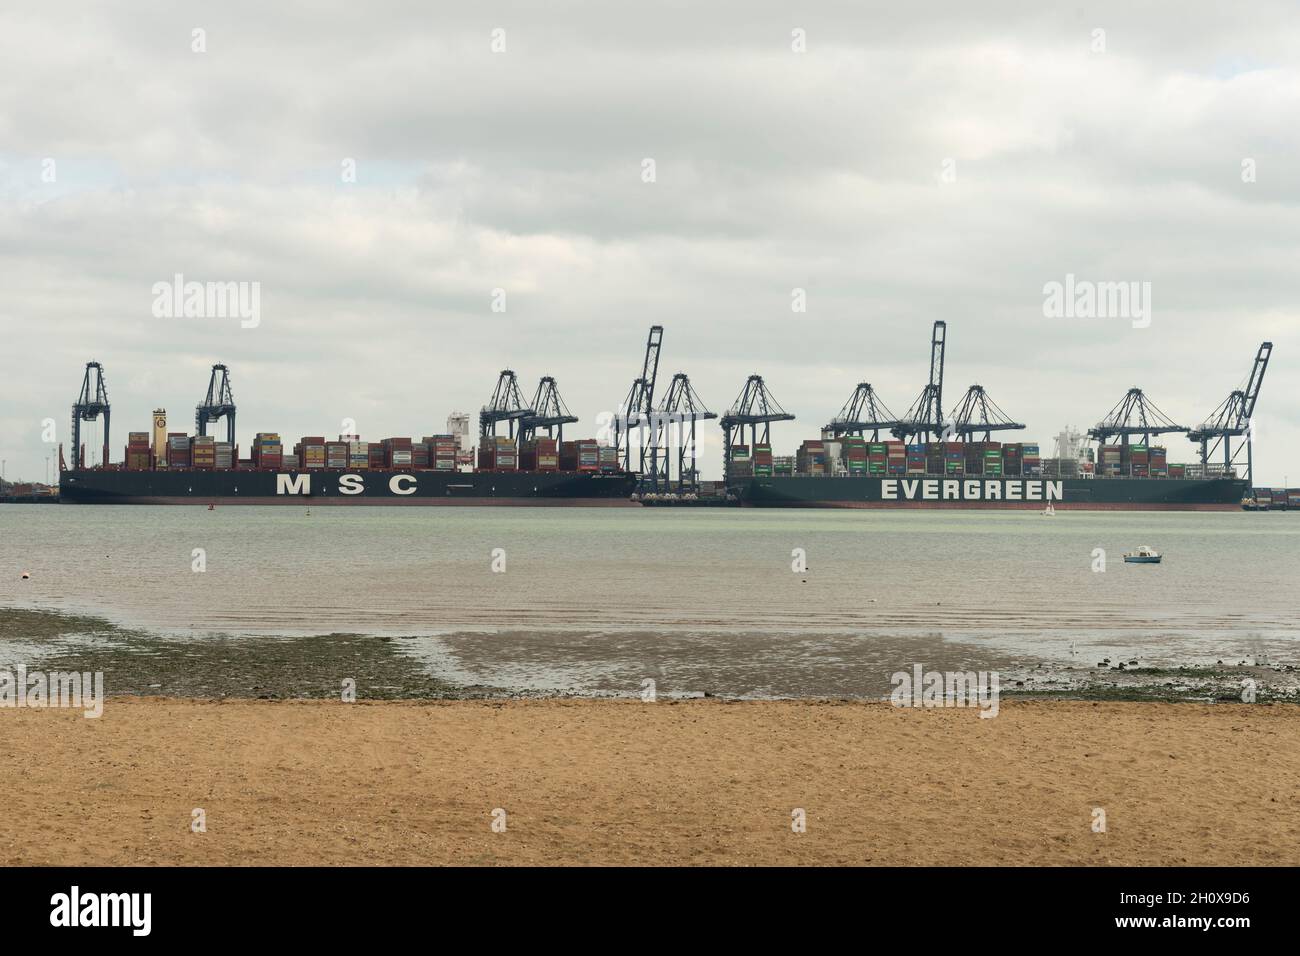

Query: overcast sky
[2,1,1298,483]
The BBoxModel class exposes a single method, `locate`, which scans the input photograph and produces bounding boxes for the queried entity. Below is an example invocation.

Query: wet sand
[2,697,1297,866]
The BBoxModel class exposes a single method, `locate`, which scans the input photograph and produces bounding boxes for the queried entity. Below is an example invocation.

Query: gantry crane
[520,376,579,444]
[645,372,717,492]
[892,320,947,443]
[70,361,110,470]
[479,370,534,439]
[1187,342,1272,483]
[946,385,1025,442]
[826,383,902,440]
[614,325,663,473]
[195,363,236,444]
[720,375,794,480]
[1087,389,1188,466]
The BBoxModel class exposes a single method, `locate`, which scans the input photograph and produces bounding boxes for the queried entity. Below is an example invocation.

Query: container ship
[725,437,1247,511]
[58,365,635,506]
[696,326,1272,512]
[59,429,635,505]
[1243,488,1300,511]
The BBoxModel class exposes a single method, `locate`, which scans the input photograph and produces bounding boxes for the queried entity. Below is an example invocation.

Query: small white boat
[1123,545,1162,564]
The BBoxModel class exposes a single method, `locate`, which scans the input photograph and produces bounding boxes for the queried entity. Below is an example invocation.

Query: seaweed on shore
[0,607,500,700]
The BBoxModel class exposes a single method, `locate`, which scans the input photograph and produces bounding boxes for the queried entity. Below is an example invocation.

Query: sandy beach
[3,697,1297,866]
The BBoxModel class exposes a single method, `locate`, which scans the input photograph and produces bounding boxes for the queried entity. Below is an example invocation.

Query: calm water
[2,505,1297,696]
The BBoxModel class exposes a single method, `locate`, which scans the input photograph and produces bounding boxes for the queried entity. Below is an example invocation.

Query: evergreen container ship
[719,434,1249,510]
[732,474,1248,510]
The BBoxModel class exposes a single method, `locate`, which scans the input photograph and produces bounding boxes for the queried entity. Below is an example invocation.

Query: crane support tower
[645,372,717,492]
[826,383,902,440]
[1187,341,1272,484]
[614,325,664,473]
[1087,388,1188,461]
[479,370,535,439]
[892,321,947,443]
[720,375,794,479]
[195,363,237,444]
[520,376,579,444]
[71,361,110,469]
[946,385,1025,442]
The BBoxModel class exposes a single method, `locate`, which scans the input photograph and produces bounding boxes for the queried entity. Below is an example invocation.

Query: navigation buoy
[21,571,30,579]
[207,503,215,511]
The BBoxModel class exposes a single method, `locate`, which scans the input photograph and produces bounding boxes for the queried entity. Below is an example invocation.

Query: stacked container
[797,440,826,476]
[866,443,886,476]
[1100,444,1122,476]
[125,432,151,470]
[368,444,386,469]
[885,440,906,476]
[1169,463,1186,479]
[1022,443,1042,477]
[296,437,326,470]
[520,437,559,472]
[753,444,774,478]
[326,441,349,469]
[984,446,1003,477]
[1129,443,1149,478]
[598,446,620,473]
[925,442,944,474]
[945,446,965,475]
[1003,442,1022,477]
[167,433,191,468]
[214,441,234,470]
[190,435,216,470]
[840,437,867,476]
[348,441,369,470]
[383,438,414,469]
[478,436,516,471]
[727,445,753,481]
[774,455,795,476]
[906,443,926,475]
[426,435,458,471]
[253,433,283,469]
[1150,445,1167,478]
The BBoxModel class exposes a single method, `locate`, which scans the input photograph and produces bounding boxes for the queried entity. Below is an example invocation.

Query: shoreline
[3,696,1297,866]
[2,606,1297,703]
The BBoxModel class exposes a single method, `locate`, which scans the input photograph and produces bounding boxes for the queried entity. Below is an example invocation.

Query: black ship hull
[58,469,638,505]
[737,475,1248,510]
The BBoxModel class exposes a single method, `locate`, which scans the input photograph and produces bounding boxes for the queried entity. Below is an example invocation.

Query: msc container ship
[59,467,637,505]
[59,416,637,506]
